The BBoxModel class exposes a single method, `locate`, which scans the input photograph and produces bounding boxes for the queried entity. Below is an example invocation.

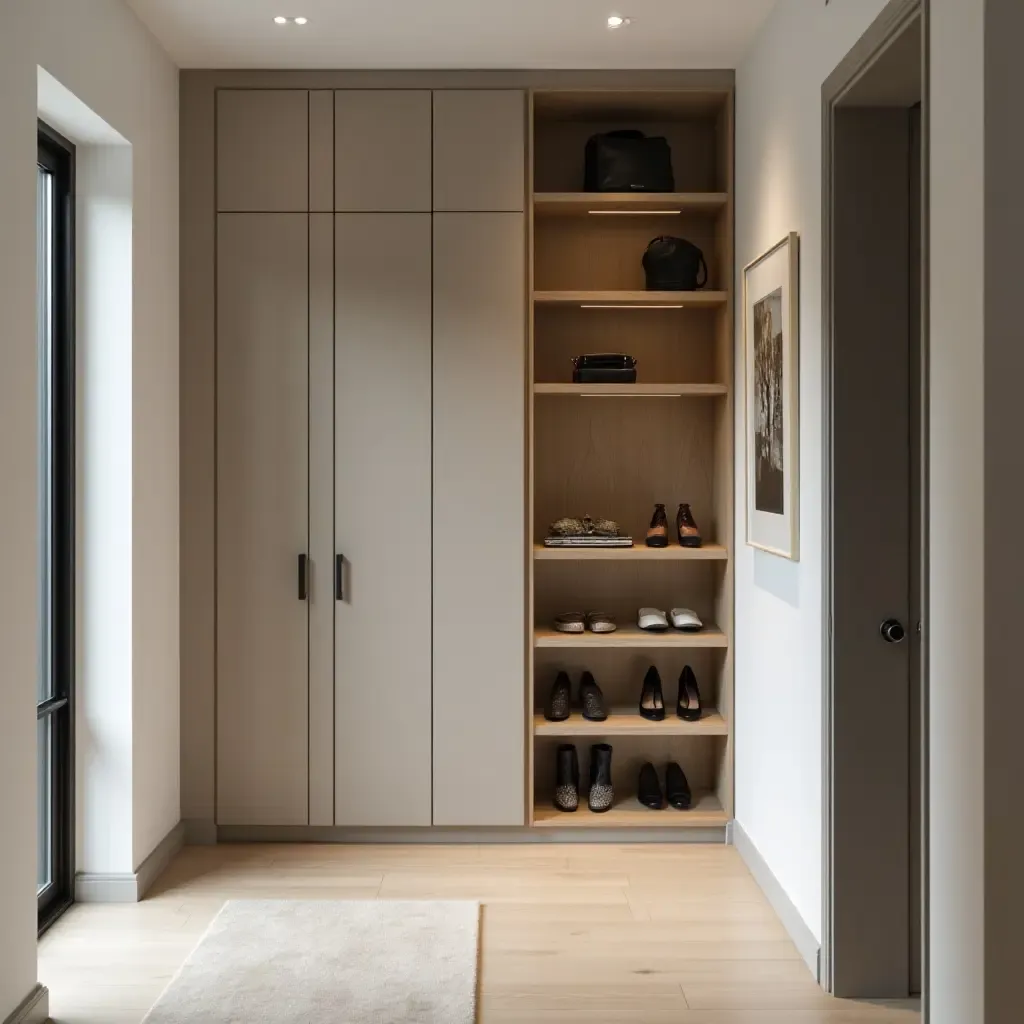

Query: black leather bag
[642,236,708,291]
[584,131,674,193]
[572,354,637,384]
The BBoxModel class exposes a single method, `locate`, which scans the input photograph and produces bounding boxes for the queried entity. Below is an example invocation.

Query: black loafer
[638,762,664,809]
[544,671,571,722]
[665,761,692,810]
[639,666,666,721]
[676,665,703,722]
[579,671,608,722]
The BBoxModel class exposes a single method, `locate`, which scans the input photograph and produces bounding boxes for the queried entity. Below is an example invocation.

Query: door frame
[820,0,929,1001]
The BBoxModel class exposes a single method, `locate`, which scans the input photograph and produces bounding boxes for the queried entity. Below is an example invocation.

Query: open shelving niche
[527,88,735,831]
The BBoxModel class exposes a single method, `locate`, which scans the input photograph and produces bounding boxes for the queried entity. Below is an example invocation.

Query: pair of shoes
[638,762,692,810]
[545,671,608,722]
[639,666,702,721]
[638,607,703,632]
[555,743,614,813]
[645,503,703,548]
[553,611,617,634]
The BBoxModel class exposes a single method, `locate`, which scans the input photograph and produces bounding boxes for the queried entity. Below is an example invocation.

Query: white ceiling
[126,0,778,70]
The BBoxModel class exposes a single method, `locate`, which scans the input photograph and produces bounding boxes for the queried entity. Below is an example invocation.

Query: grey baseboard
[75,821,185,903]
[3,984,48,1024]
[183,817,218,845]
[732,820,821,979]
[216,824,729,844]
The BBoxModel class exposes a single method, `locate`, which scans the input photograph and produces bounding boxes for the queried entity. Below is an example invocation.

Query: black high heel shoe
[665,761,693,810]
[639,666,666,721]
[554,744,579,812]
[676,665,703,722]
[544,671,571,722]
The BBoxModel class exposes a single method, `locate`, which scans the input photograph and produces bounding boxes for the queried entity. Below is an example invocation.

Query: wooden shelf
[533,792,728,828]
[533,192,729,217]
[534,542,728,561]
[534,382,727,397]
[533,290,729,308]
[534,625,728,649]
[534,709,728,738]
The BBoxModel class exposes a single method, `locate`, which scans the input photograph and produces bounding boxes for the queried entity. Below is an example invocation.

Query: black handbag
[584,131,675,193]
[572,354,637,384]
[642,236,708,291]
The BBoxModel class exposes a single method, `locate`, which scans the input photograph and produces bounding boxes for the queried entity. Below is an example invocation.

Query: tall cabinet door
[216,214,309,826]
[334,214,433,826]
[432,212,526,825]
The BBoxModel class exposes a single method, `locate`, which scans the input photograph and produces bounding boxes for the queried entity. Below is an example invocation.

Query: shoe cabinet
[528,89,735,828]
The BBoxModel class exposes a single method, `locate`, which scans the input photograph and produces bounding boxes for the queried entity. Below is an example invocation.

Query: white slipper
[670,607,703,632]
[638,607,669,632]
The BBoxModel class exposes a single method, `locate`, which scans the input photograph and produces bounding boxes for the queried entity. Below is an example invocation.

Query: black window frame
[37,121,76,934]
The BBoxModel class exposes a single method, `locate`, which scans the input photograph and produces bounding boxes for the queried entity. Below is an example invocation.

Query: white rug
[143,900,479,1024]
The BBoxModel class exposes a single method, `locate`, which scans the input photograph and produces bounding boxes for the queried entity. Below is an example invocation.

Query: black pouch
[584,131,675,192]
[642,236,708,291]
[572,354,638,384]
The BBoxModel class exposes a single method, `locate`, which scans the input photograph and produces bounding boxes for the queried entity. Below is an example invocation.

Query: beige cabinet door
[432,213,526,825]
[432,91,525,212]
[216,214,309,826]
[334,91,431,212]
[217,90,309,212]
[334,213,433,826]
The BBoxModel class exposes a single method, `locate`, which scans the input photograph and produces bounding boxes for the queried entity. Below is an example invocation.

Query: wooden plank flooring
[38,843,921,1023]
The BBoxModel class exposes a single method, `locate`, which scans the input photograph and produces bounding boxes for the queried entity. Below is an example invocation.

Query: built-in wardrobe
[213,88,526,828]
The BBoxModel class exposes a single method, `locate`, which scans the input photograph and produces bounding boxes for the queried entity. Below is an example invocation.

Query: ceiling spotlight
[607,14,631,28]
[293,16,308,24]
[274,15,288,24]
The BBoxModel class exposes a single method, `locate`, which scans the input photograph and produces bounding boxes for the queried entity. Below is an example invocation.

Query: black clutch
[572,354,637,384]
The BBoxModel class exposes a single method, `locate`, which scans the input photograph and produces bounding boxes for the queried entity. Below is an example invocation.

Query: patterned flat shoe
[585,611,617,633]
[553,612,585,633]
[588,744,614,813]
[549,515,622,538]
[545,671,571,722]
[579,671,608,722]
[554,744,579,812]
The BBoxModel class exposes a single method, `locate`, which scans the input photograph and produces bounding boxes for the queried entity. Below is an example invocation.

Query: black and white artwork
[745,234,800,560]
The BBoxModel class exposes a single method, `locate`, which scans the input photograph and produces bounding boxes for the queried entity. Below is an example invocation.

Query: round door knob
[880,618,906,644]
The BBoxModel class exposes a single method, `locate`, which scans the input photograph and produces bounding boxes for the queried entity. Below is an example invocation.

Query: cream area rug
[143,900,480,1024]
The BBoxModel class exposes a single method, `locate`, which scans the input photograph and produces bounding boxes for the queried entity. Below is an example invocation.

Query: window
[37,122,75,932]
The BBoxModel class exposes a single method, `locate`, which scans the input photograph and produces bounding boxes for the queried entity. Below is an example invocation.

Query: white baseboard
[4,984,48,1024]
[183,817,218,845]
[732,820,821,979]
[75,821,185,903]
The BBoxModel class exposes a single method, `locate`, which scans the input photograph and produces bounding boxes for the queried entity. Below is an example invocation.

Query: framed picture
[744,233,800,560]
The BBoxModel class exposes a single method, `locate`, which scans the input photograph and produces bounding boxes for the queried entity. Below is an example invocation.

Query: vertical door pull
[298,554,309,601]
[335,554,345,601]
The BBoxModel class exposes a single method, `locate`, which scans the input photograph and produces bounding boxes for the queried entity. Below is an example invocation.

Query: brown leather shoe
[676,503,703,547]
[646,504,669,548]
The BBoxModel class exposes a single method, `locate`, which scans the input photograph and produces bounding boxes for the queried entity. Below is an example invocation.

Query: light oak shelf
[534,625,728,650]
[534,542,728,561]
[533,192,729,217]
[533,290,729,308]
[533,382,727,397]
[534,709,728,738]
[533,792,728,828]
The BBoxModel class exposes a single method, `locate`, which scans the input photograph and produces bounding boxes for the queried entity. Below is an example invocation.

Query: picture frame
[744,233,800,560]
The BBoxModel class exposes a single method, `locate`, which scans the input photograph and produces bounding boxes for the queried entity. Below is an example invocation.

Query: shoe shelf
[534,625,728,650]
[533,382,728,397]
[533,290,729,308]
[532,792,728,829]
[533,192,730,217]
[533,708,728,738]
[533,542,729,561]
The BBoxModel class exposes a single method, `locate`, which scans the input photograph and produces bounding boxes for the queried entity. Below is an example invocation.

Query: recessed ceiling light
[607,14,631,28]
[274,15,288,24]
[293,16,308,25]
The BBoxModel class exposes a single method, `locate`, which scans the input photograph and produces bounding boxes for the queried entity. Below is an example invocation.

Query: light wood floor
[39,843,921,1023]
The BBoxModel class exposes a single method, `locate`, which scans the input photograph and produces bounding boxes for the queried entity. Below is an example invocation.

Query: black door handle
[298,554,308,601]
[880,618,905,644]
[335,554,344,601]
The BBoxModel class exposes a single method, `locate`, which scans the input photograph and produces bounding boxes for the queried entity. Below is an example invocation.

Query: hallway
[39,844,920,1023]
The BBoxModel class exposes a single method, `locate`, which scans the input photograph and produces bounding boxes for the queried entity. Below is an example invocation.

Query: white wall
[0,0,178,1015]
[733,0,891,943]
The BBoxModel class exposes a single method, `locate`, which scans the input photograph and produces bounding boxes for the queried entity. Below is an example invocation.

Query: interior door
[216,213,309,826]
[334,213,433,826]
